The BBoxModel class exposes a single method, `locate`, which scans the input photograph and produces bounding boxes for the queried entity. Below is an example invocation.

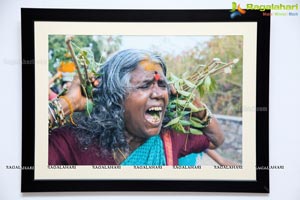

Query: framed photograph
[21,9,270,192]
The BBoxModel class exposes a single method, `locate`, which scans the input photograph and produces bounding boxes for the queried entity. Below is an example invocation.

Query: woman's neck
[113,131,146,165]
[124,131,147,151]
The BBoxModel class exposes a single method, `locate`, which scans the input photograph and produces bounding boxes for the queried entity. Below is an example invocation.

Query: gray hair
[72,49,167,153]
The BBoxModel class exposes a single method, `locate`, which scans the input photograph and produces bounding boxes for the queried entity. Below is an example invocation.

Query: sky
[119,36,213,55]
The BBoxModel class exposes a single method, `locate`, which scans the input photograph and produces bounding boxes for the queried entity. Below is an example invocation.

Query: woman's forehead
[138,60,163,73]
[129,61,165,84]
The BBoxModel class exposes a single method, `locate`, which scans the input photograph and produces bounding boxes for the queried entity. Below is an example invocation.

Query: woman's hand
[49,75,100,129]
[169,83,224,148]
[169,83,208,120]
[64,76,87,112]
[63,75,100,113]
[169,83,177,96]
[191,95,207,119]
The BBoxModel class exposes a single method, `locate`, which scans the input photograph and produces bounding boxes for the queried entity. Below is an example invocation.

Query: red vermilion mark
[154,71,160,81]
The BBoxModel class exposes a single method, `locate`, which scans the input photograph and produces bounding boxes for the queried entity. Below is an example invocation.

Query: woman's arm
[48,76,94,129]
[206,149,240,166]
[192,96,225,149]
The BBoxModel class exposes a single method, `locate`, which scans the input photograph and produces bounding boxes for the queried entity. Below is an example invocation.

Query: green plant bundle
[65,36,101,117]
[64,36,238,129]
[165,58,239,134]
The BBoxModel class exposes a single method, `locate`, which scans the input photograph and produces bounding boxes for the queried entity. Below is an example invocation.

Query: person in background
[48,60,76,100]
[48,71,61,100]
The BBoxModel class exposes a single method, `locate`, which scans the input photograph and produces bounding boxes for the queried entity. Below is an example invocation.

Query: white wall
[1,0,300,199]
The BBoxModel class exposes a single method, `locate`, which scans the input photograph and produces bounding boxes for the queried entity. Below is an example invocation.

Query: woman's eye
[138,84,151,89]
[137,81,167,89]
[158,81,167,88]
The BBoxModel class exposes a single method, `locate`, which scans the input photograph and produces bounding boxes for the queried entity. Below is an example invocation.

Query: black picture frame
[21,8,270,193]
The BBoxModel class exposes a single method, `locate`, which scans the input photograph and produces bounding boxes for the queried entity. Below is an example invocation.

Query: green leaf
[170,73,179,81]
[182,71,189,79]
[179,111,190,116]
[183,79,196,88]
[174,81,181,91]
[81,50,88,57]
[190,119,205,128]
[91,69,101,78]
[86,84,93,99]
[167,104,176,109]
[204,76,211,88]
[84,57,90,65]
[196,78,204,87]
[191,117,202,123]
[188,102,203,112]
[209,77,217,92]
[189,128,203,135]
[176,99,188,107]
[166,111,175,118]
[164,116,181,127]
[179,120,192,126]
[85,100,94,117]
[197,85,205,97]
[172,123,186,133]
[177,90,192,97]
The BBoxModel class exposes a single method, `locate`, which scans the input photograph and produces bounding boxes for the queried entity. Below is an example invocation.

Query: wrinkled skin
[123,61,169,148]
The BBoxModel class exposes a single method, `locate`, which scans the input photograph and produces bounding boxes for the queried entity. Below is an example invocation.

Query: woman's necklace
[112,138,144,164]
[113,148,129,164]
[117,148,127,160]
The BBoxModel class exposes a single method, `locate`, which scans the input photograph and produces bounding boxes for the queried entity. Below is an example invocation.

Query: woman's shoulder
[49,127,83,160]
[161,128,210,149]
[49,127,116,165]
[49,127,78,145]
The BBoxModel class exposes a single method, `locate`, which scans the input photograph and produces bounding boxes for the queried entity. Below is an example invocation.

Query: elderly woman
[48,49,224,165]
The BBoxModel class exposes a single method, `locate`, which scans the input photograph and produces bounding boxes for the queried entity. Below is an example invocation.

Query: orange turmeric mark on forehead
[139,60,163,72]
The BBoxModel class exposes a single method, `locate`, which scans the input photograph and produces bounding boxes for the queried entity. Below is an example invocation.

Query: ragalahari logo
[230,2,246,19]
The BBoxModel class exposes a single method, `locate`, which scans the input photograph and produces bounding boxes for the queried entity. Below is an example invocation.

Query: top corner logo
[230,2,299,18]
[230,2,246,19]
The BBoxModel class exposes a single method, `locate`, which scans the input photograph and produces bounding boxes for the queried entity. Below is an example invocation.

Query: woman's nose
[150,84,164,99]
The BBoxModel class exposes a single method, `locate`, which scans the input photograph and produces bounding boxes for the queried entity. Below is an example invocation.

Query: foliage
[48,35,122,116]
[48,35,242,121]
[165,58,239,133]
[48,35,122,74]
[197,36,243,116]
[160,36,243,117]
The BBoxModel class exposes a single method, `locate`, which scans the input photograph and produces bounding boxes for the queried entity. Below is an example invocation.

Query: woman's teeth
[148,107,162,111]
[146,107,162,124]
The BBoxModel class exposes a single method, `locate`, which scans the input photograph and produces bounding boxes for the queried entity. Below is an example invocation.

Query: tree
[48,35,122,74]
[161,36,243,116]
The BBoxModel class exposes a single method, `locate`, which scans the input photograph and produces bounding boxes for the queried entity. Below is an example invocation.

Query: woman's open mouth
[145,106,163,125]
